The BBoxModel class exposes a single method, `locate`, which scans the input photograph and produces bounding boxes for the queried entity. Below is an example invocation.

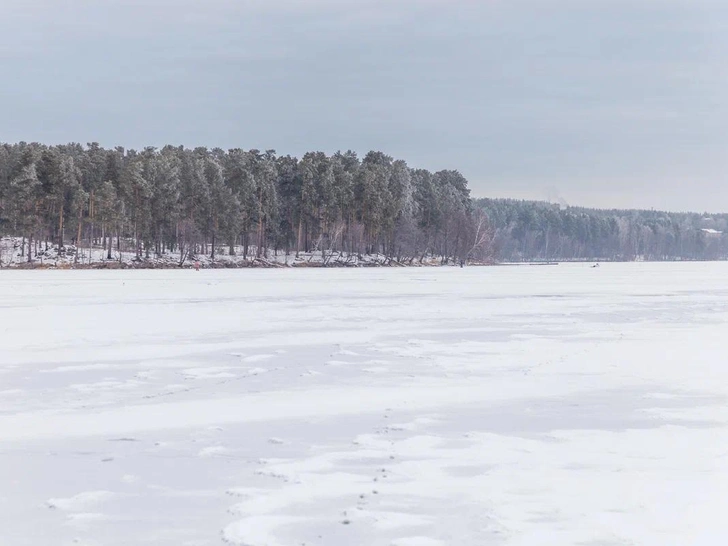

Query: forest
[0,142,725,266]
[479,198,728,262]
[0,142,484,265]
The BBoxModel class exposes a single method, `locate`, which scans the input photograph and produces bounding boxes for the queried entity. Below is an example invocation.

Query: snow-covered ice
[2,263,728,545]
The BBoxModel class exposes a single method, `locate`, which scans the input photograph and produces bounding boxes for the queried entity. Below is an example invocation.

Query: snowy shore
[0,237,470,269]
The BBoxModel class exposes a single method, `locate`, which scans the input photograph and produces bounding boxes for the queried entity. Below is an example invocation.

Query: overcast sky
[1,0,725,211]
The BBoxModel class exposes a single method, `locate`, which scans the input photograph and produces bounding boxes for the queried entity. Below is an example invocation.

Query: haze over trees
[478,198,728,262]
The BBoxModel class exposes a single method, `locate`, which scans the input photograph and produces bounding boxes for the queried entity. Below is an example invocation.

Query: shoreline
[0,258,495,270]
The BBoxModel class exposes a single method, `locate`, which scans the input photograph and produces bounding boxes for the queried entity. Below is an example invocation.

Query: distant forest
[0,142,725,264]
[478,198,728,261]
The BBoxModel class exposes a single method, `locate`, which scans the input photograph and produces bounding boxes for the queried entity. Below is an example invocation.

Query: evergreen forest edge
[1,142,726,266]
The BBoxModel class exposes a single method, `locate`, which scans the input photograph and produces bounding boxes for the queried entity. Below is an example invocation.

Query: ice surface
[2,263,728,545]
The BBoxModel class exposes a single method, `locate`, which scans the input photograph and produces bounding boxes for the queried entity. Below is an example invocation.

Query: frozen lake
[1,263,728,546]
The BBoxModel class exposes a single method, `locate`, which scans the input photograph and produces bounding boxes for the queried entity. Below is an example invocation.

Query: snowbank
[0,237,466,269]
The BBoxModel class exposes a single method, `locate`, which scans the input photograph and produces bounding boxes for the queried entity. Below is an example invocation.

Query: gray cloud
[1,0,725,211]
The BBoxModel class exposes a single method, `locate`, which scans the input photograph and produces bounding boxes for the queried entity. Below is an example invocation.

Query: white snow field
[2,264,728,546]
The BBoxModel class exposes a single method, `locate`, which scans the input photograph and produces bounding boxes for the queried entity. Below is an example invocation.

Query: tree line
[477,198,728,261]
[2,142,725,266]
[0,142,489,264]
